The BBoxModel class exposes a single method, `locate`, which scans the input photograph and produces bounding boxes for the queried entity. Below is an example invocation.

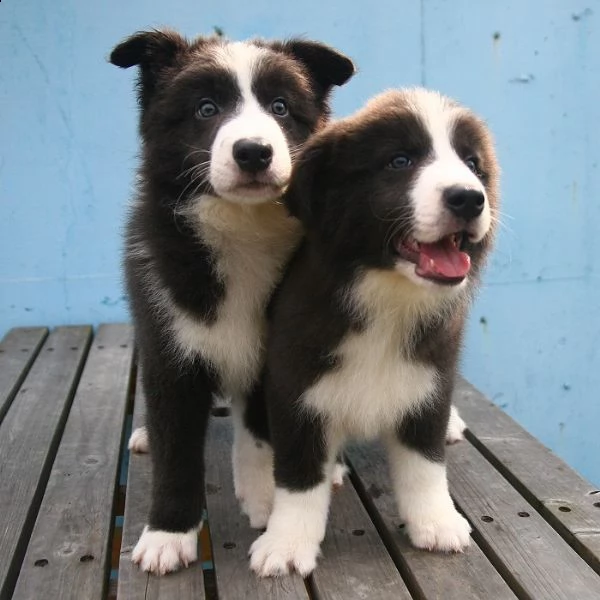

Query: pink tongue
[416,237,471,280]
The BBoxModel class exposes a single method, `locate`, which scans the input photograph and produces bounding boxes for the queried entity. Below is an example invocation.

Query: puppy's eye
[271,98,288,117]
[465,156,479,173]
[196,99,219,119]
[388,154,412,169]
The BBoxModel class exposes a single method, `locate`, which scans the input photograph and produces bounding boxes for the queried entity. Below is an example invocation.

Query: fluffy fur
[110,28,354,574]
[248,88,499,576]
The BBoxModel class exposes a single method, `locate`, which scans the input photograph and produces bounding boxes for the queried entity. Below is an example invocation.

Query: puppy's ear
[284,40,355,92]
[285,136,332,226]
[109,29,188,108]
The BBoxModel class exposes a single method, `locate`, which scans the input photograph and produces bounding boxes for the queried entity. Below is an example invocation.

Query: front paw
[405,509,471,552]
[132,526,198,574]
[250,529,321,577]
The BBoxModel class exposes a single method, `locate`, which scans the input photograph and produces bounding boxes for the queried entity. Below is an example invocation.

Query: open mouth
[393,232,471,285]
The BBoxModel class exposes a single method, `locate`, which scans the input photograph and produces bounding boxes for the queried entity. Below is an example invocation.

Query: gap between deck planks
[346,441,516,600]
[11,324,135,600]
[0,327,48,424]
[453,377,600,576]
[2,325,600,600]
[205,416,413,600]
[0,326,92,600]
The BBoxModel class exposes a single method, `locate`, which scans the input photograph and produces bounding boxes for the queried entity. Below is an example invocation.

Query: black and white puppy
[249,88,499,576]
[110,28,354,574]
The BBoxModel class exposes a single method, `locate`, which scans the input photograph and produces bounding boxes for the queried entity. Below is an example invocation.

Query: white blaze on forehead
[222,42,266,107]
[209,42,292,203]
[408,88,490,243]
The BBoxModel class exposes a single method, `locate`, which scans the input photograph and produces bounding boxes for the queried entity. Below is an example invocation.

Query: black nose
[443,186,485,221]
[233,139,273,173]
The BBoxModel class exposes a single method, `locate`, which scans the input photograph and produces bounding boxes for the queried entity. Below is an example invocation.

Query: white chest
[171,197,301,397]
[304,318,438,441]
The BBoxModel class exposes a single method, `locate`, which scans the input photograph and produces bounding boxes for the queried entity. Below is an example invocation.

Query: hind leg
[131,356,214,574]
[232,383,275,529]
[446,405,467,444]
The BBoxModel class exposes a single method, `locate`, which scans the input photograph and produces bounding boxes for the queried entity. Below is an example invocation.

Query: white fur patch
[332,462,349,488]
[386,440,471,552]
[250,480,332,577]
[407,88,490,244]
[304,272,441,441]
[446,406,467,444]
[231,403,275,529]
[171,199,301,397]
[132,526,199,574]
[128,425,149,453]
[209,43,292,203]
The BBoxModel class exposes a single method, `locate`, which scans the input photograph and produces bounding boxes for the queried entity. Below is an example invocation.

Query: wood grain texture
[347,441,517,600]
[117,373,206,600]
[454,377,600,574]
[205,416,308,600]
[310,473,412,600]
[448,438,600,600]
[0,326,92,600]
[0,327,48,423]
[11,324,134,600]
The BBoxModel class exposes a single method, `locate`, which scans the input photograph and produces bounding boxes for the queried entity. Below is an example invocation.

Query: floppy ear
[285,137,332,226]
[109,29,188,108]
[284,39,355,92]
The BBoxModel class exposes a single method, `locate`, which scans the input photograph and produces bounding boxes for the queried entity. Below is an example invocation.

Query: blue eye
[465,156,479,173]
[196,99,219,119]
[389,154,412,169]
[271,98,288,117]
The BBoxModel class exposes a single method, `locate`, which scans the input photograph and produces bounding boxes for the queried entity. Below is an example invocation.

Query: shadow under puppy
[249,88,500,576]
[110,28,354,574]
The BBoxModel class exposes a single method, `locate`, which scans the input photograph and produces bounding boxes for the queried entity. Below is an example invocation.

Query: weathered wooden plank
[454,377,600,575]
[0,326,92,600]
[205,416,309,600]
[347,441,516,600]
[117,374,207,600]
[0,326,48,423]
[311,474,412,600]
[12,324,135,600]
[447,439,600,600]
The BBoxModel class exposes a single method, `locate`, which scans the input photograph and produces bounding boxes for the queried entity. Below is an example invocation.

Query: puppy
[249,88,499,576]
[110,28,354,574]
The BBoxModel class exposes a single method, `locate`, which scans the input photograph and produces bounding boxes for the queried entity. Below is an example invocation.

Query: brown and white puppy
[248,88,499,577]
[110,28,354,575]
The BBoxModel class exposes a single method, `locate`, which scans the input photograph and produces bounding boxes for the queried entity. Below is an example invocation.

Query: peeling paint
[572,8,593,21]
[510,73,535,83]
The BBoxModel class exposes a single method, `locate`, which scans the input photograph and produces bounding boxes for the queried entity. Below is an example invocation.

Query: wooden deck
[1,323,599,599]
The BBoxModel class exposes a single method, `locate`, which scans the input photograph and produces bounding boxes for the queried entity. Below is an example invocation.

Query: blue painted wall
[1,1,599,484]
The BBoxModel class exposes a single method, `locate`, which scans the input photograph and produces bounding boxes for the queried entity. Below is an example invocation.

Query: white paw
[242,494,273,530]
[129,426,149,453]
[232,432,275,529]
[234,463,275,528]
[332,462,349,489]
[131,526,198,574]
[446,406,467,445]
[250,529,320,577]
[406,509,471,552]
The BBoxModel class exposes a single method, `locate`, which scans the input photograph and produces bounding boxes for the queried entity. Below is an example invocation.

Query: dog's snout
[443,186,485,221]
[233,139,273,173]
